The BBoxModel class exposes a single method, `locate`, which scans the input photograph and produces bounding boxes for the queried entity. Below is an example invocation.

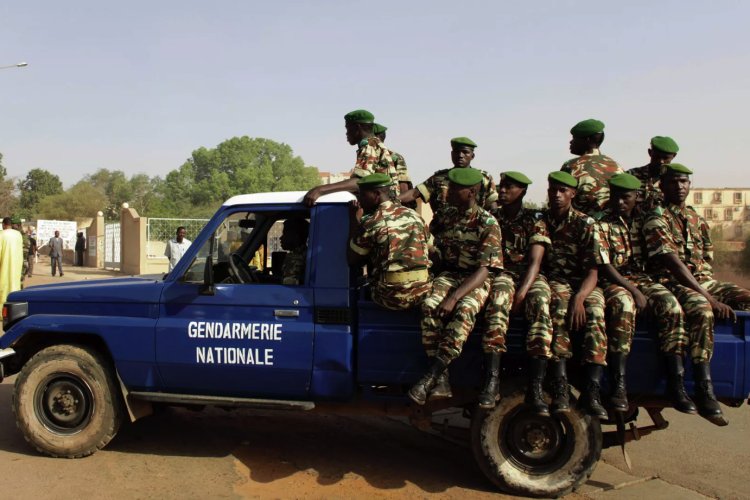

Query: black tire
[470,388,602,498]
[12,344,123,458]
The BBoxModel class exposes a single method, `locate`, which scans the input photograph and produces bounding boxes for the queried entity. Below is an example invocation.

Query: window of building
[693,192,703,204]
[712,192,722,203]
[704,208,715,220]
[734,225,743,239]
[734,192,742,204]
[725,208,733,221]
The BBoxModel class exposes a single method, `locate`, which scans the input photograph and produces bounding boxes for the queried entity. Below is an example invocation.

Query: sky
[1,0,749,203]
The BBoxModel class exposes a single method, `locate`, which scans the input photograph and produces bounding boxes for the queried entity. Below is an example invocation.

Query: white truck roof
[222,191,356,207]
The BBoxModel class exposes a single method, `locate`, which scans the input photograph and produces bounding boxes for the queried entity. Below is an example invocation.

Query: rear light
[2,302,28,329]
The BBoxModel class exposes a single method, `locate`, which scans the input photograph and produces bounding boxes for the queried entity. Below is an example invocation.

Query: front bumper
[0,348,16,383]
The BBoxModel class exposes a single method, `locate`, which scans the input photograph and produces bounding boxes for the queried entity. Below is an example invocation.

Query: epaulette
[358,138,370,148]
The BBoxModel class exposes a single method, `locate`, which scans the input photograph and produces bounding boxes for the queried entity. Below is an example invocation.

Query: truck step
[129,391,315,411]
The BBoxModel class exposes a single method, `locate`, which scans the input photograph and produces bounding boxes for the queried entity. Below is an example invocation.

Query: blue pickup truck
[2,191,749,497]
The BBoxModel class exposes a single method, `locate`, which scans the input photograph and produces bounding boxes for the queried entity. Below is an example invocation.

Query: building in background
[691,187,750,250]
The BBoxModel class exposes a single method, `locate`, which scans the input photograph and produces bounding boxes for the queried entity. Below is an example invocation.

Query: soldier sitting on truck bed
[593,173,689,414]
[347,173,432,310]
[303,109,399,207]
[409,167,503,406]
[643,163,750,425]
[543,171,608,418]
[486,171,554,415]
[398,137,497,215]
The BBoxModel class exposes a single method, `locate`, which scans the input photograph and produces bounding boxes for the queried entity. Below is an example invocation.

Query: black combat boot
[548,358,570,414]
[477,353,502,409]
[692,362,728,426]
[525,357,550,416]
[408,358,448,406]
[664,355,697,414]
[579,363,608,418]
[430,368,453,400]
[608,353,629,413]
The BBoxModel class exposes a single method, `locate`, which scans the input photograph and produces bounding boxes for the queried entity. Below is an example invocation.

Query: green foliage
[0,152,6,180]
[17,168,63,218]
[83,168,164,218]
[36,182,109,220]
[0,151,18,216]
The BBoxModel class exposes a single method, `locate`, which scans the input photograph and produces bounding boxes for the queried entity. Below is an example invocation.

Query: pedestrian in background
[27,229,37,278]
[49,230,65,277]
[75,232,86,266]
[0,217,23,304]
[165,226,191,272]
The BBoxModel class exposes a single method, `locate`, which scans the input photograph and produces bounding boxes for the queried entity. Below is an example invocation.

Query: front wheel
[470,389,601,498]
[12,344,123,458]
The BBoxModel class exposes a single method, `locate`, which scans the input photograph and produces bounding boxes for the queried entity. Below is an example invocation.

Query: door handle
[274,309,299,318]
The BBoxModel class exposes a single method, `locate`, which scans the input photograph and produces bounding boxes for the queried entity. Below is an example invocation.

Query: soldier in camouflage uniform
[627,136,679,214]
[373,123,413,197]
[644,163,750,425]
[303,109,399,206]
[561,119,623,217]
[409,168,503,406]
[594,173,693,414]
[279,218,309,285]
[543,171,608,418]
[399,137,498,214]
[11,218,29,286]
[487,171,554,415]
[348,173,431,311]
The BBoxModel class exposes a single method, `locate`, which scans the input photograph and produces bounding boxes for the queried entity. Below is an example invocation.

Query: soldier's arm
[569,266,598,331]
[658,254,735,321]
[598,264,647,311]
[514,244,544,304]
[398,187,422,205]
[304,178,359,207]
[436,266,490,318]
[346,201,369,267]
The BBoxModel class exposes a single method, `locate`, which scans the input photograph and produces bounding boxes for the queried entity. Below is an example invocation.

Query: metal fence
[104,222,121,269]
[146,218,209,259]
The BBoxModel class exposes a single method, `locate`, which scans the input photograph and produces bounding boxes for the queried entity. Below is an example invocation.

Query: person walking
[75,232,86,266]
[48,230,65,277]
[0,217,24,304]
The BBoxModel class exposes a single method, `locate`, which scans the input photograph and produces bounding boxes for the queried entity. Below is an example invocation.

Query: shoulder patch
[358,138,369,148]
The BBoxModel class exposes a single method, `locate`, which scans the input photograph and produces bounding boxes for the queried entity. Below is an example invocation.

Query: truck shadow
[113,406,496,494]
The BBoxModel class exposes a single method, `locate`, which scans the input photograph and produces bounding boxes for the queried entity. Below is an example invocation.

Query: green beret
[502,171,533,186]
[448,167,483,186]
[608,173,642,191]
[450,136,477,149]
[548,171,578,188]
[357,172,394,190]
[570,119,605,138]
[372,123,387,135]
[344,109,375,124]
[10,216,22,224]
[663,163,693,176]
[650,136,679,154]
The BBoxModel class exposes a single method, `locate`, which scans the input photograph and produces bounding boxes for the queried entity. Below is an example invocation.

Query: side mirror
[200,255,215,295]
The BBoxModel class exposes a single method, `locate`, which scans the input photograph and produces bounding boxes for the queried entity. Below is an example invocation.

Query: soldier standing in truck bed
[373,123,413,201]
[561,119,623,216]
[409,167,503,406]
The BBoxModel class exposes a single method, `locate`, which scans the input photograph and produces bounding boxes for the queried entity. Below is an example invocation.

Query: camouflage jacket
[21,231,31,257]
[643,203,714,283]
[627,164,665,214]
[349,201,430,278]
[390,150,411,183]
[416,167,498,214]
[351,137,400,199]
[430,204,503,273]
[281,245,307,285]
[491,206,550,279]
[561,149,623,216]
[593,209,649,282]
[543,207,598,287]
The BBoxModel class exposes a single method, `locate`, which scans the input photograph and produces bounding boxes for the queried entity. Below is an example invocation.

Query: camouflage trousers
[421,271,491,363]
[602,284,635,355]
[637,280,686,356]
[666,279,750,363]
[485,273,553,357]
[372,280,432,311]
[548,281,606,365]
[21,257,28,284]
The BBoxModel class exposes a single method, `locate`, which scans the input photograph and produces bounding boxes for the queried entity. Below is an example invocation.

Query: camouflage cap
[357,172,394,190]
[608,173,642,191]
[373,123,387,135]
[450,136,478,149]
[570,119,605,138]
[663,163,693,176]
[448,167,483,186]
[502,171,533,186]
[650,136,679,154]
[344,109,375,124]
[548,171,578,188]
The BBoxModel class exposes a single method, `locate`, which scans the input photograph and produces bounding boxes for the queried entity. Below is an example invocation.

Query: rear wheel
[471,389,601,498]
[12,344,122,458]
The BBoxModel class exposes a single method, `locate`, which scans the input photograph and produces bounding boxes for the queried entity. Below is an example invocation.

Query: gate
[104,222,121,269]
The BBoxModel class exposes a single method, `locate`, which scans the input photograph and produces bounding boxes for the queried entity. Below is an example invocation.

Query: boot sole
[477,399,499,409]
[429,392,453,400]
[407,390,427,406]
[699,411,729,426]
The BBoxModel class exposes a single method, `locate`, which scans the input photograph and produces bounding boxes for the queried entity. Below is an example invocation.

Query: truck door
[155,208,314,399]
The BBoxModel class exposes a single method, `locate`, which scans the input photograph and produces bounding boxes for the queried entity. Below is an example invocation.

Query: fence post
[86,211,105,268]
[119,203,148,275]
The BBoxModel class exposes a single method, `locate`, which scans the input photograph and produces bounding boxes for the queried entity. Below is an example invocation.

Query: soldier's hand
[710,298,737,322]
[437,295,458,318]
[348,200,362,221]
[303,187,322,207]
[510,291,526,316]
[633,290,648,314]
[568,298,587,331]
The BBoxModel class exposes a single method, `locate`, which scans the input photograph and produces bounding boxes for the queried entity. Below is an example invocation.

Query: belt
[382,268,429,284]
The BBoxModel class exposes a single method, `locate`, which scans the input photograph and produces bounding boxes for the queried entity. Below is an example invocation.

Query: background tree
[0,152,19,216]
[17,168,63,218]
[83,168,163,219]
[36,182,109,220]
